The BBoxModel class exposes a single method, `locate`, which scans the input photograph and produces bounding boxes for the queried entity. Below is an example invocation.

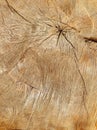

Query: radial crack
[62,31,88,116]
[5,0,32,24]
[56,30,62,46]
[73,51,88,117]
[38,33,56,47]
[62,32,75,49]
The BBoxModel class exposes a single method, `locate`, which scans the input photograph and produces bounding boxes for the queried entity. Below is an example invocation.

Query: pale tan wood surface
[0,0,97,130]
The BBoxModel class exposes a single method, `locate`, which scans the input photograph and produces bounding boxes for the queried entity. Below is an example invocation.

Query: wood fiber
[0,0,97,129]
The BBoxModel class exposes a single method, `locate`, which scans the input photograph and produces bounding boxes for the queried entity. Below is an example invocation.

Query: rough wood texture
[0,0,97,130]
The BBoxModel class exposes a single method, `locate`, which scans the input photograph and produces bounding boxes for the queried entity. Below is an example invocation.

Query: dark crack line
[74,58,87,95]
[5,0,32,24]
[62,32,75,49]
[73,52,88,118]
[24,82,39,91]
[37,33,57,47]
[60,21,79,32]
[44,22,53,27]
[62,32,88,117]
[84,37,97,43]
[56,30,62,46]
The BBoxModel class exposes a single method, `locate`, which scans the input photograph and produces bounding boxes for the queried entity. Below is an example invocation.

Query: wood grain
[0,0,97,129]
